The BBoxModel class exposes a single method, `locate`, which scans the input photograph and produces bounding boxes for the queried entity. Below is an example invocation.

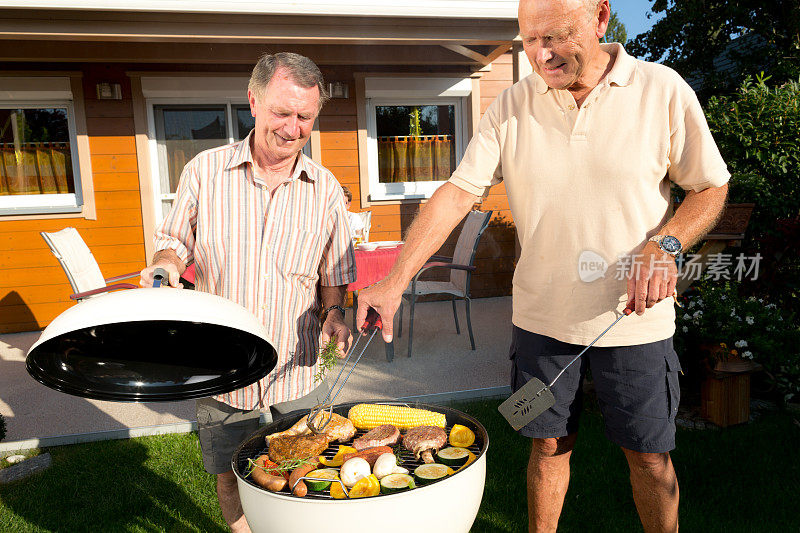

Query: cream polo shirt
[449,44,730,346]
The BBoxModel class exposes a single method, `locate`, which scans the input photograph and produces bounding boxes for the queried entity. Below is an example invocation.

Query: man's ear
[247,89,257,117]
[595,0,611,39]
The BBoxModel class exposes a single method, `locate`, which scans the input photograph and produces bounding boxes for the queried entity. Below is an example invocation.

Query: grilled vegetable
[349,474,381,498]
[319,445,357,467]
[347,404,446,430]
[436,447,471,467]
[413,463,454,485]
[449,424,476,448]
[457,451,477,472]
[340,457,371,488]
[330,479,348,499]
[304,468,340,492]
[372,452,399,479]
[380,473,416,494]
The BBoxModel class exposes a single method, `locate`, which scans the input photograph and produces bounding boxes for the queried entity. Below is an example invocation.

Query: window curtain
[378,135,453,183]
[0,142,71,195]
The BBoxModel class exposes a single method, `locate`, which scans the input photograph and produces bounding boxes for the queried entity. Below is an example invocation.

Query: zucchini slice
[380,473,416,494]
[304,468,339,492]
[436,447,471,467]
[413,463,454,485]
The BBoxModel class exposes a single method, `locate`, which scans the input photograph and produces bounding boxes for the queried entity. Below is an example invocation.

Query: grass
[1,400,798,532]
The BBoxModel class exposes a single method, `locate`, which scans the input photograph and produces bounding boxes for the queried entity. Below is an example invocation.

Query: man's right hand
[140,249,185,288]
[355,278,404,343]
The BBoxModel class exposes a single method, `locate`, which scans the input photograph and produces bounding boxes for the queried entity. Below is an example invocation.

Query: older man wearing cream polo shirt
[357,1,728,532]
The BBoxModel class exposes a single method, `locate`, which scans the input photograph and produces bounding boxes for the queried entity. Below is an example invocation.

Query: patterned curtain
[0,142,72,195]
[378,135,454,183]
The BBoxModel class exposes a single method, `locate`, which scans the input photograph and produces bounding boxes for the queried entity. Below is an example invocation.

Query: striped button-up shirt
[154,132,356,410]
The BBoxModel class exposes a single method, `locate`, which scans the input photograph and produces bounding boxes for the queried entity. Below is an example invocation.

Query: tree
[604,10,627,44]
[627,1,800,95]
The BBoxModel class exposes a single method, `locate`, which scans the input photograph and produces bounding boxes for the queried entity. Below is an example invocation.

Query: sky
[609,0,666,41]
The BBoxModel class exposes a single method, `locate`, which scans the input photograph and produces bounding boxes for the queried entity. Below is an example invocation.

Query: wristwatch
[648,235,682,257]
[323,305,346,320]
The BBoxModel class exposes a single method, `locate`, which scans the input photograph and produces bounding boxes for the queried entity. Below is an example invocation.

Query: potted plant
[676,281,799,426]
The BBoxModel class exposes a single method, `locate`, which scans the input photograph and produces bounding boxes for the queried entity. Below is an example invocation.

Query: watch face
[661,236,682,254]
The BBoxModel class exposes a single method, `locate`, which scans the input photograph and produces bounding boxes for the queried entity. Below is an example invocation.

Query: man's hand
[626,242,678,315]
[140,250,184,288]
[321,310,353,358]
[356,278,405,343]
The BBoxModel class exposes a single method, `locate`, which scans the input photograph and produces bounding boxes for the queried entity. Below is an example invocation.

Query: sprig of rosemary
[245,456,319,478]
[314,336,339,383]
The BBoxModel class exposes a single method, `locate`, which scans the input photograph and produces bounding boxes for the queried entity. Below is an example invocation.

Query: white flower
[758,298,764,303]
[688,301,696,309]
[697,299,704,306]
[735,340,748,348]
[743,351,753,359]
[721,295,727,301]
[745,316,754,325]
[766,303,777,309]
[693,310,703,318]
[730,308,737,317]
[747,296,756,302]
[683,313,691,320]
[682,326,689,333]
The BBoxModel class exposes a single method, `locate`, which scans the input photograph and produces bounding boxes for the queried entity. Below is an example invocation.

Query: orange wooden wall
[0,68,145,333]
[1,56,517,333]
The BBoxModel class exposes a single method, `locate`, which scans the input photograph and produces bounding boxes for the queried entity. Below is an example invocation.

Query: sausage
[289,463,318,497]
[250,455,288,492]
[342,446,394,468]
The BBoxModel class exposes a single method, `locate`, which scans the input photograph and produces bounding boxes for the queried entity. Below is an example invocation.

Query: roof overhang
[0,8,521,67]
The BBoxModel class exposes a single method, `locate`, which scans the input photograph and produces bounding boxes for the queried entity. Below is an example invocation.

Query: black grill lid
[26,289,277,402]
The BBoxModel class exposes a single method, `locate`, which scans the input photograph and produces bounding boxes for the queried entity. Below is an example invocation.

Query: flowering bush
[676,281,800,403]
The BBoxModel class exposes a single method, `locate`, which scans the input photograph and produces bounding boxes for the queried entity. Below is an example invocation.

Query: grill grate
[234,402,487,501]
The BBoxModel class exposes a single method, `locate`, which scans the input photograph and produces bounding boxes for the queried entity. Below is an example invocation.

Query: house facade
[0,1,529,333]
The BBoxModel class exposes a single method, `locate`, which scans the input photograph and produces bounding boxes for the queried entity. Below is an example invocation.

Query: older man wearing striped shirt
[140,53,356,532]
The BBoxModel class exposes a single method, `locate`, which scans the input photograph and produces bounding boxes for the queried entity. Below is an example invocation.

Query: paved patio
[0,296,512,452]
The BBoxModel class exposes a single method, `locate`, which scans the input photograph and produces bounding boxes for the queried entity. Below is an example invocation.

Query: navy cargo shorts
[509,326,682,453]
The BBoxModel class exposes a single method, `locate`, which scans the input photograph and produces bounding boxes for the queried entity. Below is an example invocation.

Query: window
[151,102,254,219]
[365,77,471,201]
[0,77,84,215]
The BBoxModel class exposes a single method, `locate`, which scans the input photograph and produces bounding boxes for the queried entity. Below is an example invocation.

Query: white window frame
[146,97,253,223]
[364,77,471,201]
[0,97,84,216]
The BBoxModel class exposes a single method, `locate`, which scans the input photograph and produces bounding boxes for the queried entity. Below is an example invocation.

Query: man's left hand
[321,311,353,358]
[627,242,678,316]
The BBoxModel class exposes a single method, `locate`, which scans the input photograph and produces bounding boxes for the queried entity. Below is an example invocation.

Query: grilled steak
[353,424,400,450]
[403,425,447,463]
[265,412,356,443]
[268,433,329,463]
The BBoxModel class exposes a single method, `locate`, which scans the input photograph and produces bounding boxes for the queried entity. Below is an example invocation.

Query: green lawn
[1,399,798,532]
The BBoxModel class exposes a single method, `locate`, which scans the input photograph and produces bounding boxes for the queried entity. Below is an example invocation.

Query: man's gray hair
[249,52,329,109]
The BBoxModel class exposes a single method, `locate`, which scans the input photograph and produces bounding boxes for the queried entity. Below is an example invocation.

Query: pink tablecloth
[347,245,403,291]
[182,246,402,291]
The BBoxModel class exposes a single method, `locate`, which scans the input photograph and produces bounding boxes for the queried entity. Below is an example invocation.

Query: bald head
[518,0,611,93]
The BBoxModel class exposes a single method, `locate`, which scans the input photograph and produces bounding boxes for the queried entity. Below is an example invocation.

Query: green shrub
[703,74,800,312]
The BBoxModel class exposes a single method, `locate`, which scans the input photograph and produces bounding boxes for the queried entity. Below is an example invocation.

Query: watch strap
[324,304,347,319]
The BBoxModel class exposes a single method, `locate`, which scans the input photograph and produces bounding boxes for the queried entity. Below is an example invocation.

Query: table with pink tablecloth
[349,244,403,361]
[347,245,403,291]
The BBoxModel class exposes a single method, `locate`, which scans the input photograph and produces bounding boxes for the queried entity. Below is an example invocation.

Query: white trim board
[0,1,520,19]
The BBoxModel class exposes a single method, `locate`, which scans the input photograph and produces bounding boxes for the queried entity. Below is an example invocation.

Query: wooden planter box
[700,362,761,427]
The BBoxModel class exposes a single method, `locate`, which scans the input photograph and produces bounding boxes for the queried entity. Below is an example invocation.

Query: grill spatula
[499,308,633,431]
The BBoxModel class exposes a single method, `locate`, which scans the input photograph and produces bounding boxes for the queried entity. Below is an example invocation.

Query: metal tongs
[307,308,383,433]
